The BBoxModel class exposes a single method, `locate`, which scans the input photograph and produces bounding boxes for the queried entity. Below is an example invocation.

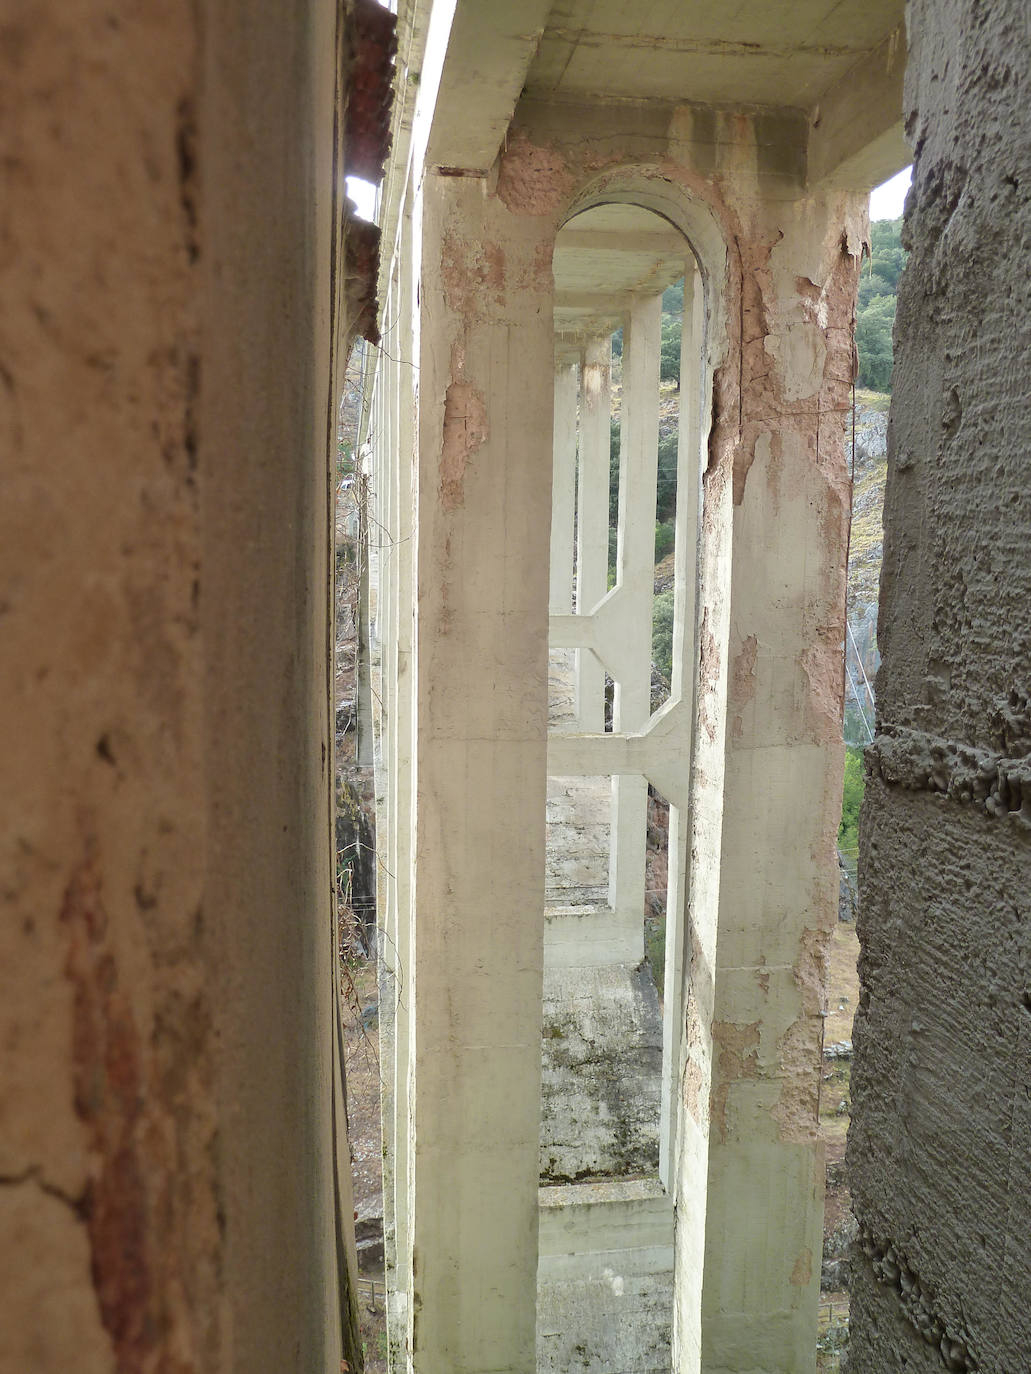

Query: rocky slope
[847,392,889,685]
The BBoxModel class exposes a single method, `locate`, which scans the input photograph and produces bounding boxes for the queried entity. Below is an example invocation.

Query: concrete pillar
[550,363,579,616]
[388,195,417,1360]
[699,194,863,1374]
[849,5,1031,1370]
[667,266,719,1374]
[608,296,662,936]
[661,266,705,1183]
[408,170,553,1373]
[576,337,612,731]
[373,289,402,1346]
[612,295,662,728]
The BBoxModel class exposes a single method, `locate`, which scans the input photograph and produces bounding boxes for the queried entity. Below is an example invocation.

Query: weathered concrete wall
[538,1183,673,1374]
[0,2,360,1369]
[848,3,1031,1371]
[541,964,662,1182]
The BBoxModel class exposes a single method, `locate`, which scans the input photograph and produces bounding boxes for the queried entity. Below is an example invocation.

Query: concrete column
[699,195,863,1374]
[608,296,662,934]
[667,266,720,1374]
[388,195,417,1358]
[661,266,704,1184]
[550,363,579,616]
[575,337,612,731]
[0,1,361,1369]
[612,295,662,728]
[373,291,402,1341]
[849,6,1031,1369]
[408,171,553,1374]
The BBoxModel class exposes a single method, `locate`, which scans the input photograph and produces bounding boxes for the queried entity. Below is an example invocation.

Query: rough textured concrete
[0,2,364,1369]
[848,3,1031,1372]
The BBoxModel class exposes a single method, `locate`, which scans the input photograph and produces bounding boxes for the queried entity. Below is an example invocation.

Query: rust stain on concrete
[440,380,488,512]
[61,848,153,1373]
[440,228,511,317]
[709,1019,760,1144]
[790,1247,813,1286]
[58,841,219,1373]
[696,607,722,743]
[682,1056,705,1123]
[772,925,829,1144]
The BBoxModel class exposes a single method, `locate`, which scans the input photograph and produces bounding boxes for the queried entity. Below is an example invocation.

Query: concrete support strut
[405,171,554,1374]
[374,76,870,1374]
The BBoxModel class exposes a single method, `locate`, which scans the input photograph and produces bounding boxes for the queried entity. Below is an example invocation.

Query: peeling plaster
[772,925,829,1145]
[497,131,577,216]
[709,1019,760,1144]
[790,1247,813,1287]
[730,632,758,742]
[440,379,488,512]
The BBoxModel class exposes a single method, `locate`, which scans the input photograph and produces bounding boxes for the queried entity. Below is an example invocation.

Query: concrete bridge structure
[364,4,907,1370]
[2,1,1028,1373]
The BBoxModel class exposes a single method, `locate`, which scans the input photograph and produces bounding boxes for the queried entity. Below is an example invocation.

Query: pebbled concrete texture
[849,2,1031,1371]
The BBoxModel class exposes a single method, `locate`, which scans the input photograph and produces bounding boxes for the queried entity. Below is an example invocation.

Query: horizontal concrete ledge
[538,1179,674,1258]
[544,906,644,967]
[540,1177,669,1207]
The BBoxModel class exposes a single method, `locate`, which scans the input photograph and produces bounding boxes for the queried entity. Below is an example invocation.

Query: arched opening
[539,200,715,1374]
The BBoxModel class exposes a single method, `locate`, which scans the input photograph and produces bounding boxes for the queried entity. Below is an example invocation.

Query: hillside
[848,389,889,684]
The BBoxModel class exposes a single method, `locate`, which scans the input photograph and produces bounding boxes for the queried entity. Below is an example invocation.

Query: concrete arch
[547,174,735,1373]
[557,167,733,382]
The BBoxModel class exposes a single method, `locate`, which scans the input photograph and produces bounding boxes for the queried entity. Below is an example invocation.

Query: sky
[870,166,912,221]
[347,176,379,223]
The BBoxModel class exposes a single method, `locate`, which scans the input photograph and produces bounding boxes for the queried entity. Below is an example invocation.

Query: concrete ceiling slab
[553,203,692,343]
[525,0,905,108]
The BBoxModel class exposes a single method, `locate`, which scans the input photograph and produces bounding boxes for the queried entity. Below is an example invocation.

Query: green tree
[656,431,678,523]
[661,280,684,314]
[856,294,896,391]
[838,746,865,859]
[855,217,906,392]
[609,416,621,523]
[660,315,681,386]
[652,590,675,682]
[654,519,675,563]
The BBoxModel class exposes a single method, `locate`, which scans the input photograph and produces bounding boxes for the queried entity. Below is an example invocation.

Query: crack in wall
[0,1165,86,1217]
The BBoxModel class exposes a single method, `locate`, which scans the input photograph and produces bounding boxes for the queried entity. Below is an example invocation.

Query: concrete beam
[808,27,909,190]
[425,0,554,172]
[558,229,688,254]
